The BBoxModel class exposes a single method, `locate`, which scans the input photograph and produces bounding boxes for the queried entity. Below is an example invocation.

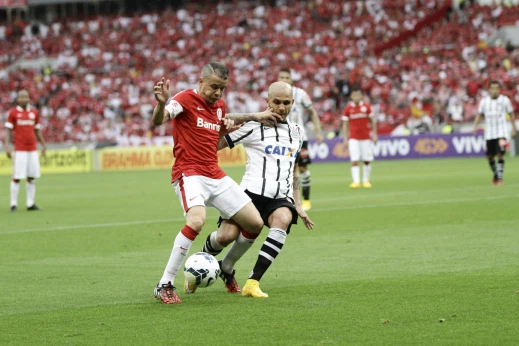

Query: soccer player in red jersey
[342,87,378,188]
[4,90,47,212]
[151,62,282,304]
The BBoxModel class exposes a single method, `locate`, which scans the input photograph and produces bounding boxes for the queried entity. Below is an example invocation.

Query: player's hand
[316,133,324,144]
[343,138,349,148]
[255,108,283,126]
[472,128,477,135]
[219,118,241,136]
[296,206,314,230]
[5,147,12,159]
[372,134,378,144]
[41,146,47,158]
[154,77,171,104]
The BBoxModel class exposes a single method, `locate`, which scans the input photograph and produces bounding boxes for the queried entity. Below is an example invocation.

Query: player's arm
[370,115,378,144]
[226,108,282,126]
[152,77,172,126]
[511,112,517,138]
[35,128,47,158]
[5,128,13,159]
[217,137,229,151]
[342,119,349,146]
[293,165,314,230]
[472,113,483,135]
[308,106,323,143]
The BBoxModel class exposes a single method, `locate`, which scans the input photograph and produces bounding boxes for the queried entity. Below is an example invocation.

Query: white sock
[159,231,194,285]
[10,181,20,207]
[351,166,360,184]
[26,181,36,207]
[363,164,372,183]
[221,232,256,274]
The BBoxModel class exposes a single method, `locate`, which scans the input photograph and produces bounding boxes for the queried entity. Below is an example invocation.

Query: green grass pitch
[1,158,519,345]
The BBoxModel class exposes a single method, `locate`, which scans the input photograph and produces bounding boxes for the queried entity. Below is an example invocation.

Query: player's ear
[198,77,204,87]
[265,98,269,106]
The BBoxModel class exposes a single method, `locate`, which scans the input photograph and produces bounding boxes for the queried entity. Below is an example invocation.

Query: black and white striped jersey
[288,86,313,141]
[478,95,513,140]
[224,120,305,199]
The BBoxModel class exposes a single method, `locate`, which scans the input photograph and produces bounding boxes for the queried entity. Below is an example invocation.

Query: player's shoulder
[343,101,356,111]
[173,89,196,102]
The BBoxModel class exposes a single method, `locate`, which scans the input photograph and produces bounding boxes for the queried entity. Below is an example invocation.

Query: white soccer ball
[184,252,220,288]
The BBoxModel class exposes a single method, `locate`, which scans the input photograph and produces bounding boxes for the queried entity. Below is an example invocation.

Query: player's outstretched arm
[227,108,282,126]
[472,114,482,135]
[5,128,13,159]
[152,77,172,126]
[293,165,314,230]
[35,128,47,158]
[308,106,323,143]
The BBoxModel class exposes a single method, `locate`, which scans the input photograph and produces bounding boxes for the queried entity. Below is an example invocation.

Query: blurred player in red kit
[342,87,378,188]
[4,90,47,212]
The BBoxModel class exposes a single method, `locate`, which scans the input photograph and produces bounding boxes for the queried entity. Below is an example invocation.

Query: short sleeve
[225,122,256,149]
[165,98,184,119]
[4,109,15,129]
[342,106,350,121]
[505,97,513,114]
[477,99,485,115]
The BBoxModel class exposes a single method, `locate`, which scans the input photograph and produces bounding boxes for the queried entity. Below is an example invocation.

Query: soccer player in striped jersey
[472,81,517,185]
[202,81,314,298]
[278,68,323,211]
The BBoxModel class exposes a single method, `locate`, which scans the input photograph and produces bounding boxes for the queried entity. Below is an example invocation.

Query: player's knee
[299,166,307,173]
[364,162,370,166]
[27,178,34,183]
[12,179,20,183]
[246,216,264,234]
[352,161,359,166]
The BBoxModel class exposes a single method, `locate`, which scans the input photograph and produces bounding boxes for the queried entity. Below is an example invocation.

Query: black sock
[202,232,223,256]
[301,170,311,200]
[497,159,504,180]
[489,159,497,178]
[249,228,287,281]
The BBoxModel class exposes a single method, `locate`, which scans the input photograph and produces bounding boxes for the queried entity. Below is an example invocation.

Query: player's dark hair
[489,80,501,88]
[350,86,363,93]
[279,68,291,75]
[201,61,229,80]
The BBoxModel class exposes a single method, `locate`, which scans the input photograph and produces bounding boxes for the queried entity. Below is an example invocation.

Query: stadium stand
[1,0,518,143]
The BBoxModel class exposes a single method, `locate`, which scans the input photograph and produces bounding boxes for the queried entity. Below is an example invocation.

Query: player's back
[170,89,227,181]
[6,106,40,151]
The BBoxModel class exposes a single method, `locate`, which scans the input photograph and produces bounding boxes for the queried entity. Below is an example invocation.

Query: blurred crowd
[1,0,519,143]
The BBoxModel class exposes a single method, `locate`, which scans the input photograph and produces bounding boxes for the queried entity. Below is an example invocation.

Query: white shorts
[349,139,374,162]
[172,175,251,219]
[13,151,41,179]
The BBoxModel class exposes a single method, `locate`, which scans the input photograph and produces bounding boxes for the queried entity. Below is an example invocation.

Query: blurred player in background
[342,87,378,188]
[472,81,517,185]
[202,81,314,298]
[151,61,282,304]
[4,90,47,212]
[278,68,323,211]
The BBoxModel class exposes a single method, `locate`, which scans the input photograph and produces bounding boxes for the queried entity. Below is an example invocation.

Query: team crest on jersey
[289,124,300,139]
[29,112,35,119]
[360,106,367,113]
[216,108,222,121]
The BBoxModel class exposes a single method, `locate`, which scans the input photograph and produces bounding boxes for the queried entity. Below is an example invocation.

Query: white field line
[2,192,517,236]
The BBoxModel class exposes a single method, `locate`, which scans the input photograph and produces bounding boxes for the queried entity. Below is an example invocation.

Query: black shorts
[296,140,311,166]
[218,190,298,233]
[486,138,506,156]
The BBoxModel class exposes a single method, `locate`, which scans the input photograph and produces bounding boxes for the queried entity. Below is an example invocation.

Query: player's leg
[349,139,361,188]
[243,206,295,298]
[496,138,506,185]
[299,142,312,211]
[361,140,374,188]
[10,151,28,212]
[26,151,41,210]
[486,139,498,184]
[155,176,208,304]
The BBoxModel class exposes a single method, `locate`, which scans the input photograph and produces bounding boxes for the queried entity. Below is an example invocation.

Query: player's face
[278,71,293,85]
[489,84,500,98]
[267,92,294,120]
[198,75,228,104]
[351,90,362,104]
[17,91,30,108]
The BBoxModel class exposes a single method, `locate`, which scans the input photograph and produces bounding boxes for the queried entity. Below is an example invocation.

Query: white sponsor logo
[17,120,36,126]
[349,112,368,119]
[217,108,222,120]
[452,136,485,154]
[308,142,330,160]
[196,117,221,131]
[372,139,410,157]
[360,106,367,113]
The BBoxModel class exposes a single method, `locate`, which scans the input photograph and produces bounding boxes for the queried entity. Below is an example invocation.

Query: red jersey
[166,89,227,182]
[5,106,40,151]
[342,101,373,140]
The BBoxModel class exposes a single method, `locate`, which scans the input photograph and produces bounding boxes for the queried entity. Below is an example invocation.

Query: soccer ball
[184,252,220,288]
